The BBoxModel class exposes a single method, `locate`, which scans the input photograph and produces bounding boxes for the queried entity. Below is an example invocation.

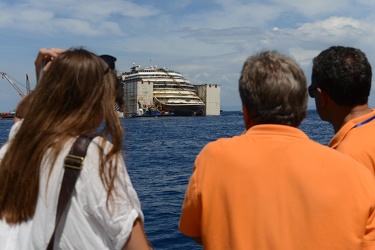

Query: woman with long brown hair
[0,48,151,249]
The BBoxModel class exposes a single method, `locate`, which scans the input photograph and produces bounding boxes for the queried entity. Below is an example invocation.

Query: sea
[0,110,334,250]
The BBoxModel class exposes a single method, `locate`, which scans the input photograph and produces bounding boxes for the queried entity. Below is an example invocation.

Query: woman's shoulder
[90,135,114,152]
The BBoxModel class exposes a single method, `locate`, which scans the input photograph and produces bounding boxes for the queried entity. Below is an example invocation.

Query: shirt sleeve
[361,174,375,250]
[179,164,202,237]
[82,138,144,249]
[362,208,375,249]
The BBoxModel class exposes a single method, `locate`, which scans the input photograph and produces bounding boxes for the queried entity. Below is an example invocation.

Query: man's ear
[242,104,254,130]
[316,87,331,107]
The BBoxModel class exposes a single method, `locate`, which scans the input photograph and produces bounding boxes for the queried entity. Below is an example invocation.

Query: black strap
[47,135,95,250]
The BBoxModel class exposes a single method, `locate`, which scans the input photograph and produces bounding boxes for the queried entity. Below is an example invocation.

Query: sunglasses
[100,54,117,74]
[308,85,317,98]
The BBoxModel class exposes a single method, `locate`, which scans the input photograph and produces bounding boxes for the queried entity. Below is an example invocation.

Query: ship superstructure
[122,65,205,116]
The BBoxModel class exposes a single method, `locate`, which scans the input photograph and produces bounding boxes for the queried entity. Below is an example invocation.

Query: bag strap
[47,135,95,250]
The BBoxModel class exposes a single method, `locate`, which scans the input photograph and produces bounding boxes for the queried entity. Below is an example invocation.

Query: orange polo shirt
[329,109,375,175]
[179,124,375,250]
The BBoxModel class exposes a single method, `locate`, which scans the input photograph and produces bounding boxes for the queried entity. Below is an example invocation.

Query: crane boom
[26,74,31,94]
[0,72,25,97]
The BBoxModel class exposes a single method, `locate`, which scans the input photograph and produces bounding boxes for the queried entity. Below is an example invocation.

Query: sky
[1,0,375,111]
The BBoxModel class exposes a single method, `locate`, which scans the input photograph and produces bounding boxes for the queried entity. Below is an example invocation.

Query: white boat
[122,65,205,116]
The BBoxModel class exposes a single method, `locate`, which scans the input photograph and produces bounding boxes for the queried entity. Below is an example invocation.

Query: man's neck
[332,104,372,133]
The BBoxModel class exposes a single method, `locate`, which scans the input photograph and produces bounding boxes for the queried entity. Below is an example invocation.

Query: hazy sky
[1,0,375,111]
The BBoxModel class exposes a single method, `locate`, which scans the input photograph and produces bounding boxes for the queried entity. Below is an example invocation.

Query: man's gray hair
[239,51,307,127]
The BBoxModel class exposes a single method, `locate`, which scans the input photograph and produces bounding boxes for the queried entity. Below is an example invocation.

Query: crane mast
[0,72,25,97]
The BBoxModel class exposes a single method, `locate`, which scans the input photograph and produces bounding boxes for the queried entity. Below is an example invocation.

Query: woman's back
[0,48,151,250]
[0,136,143,249]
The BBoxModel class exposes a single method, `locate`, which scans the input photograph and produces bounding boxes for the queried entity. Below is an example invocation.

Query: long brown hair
[0,48,123,223]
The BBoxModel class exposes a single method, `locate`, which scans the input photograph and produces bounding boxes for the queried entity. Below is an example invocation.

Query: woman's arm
[34,47,65,82]
[123,218,153,250]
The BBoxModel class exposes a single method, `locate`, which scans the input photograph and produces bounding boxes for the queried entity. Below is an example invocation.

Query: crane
[0,72,26,97]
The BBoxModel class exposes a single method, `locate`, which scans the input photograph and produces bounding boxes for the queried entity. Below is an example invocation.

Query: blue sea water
[0,110,334,249]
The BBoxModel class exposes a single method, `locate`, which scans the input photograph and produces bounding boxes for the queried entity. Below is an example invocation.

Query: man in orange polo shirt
[179,51,375,250]
[309,46,375,174]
